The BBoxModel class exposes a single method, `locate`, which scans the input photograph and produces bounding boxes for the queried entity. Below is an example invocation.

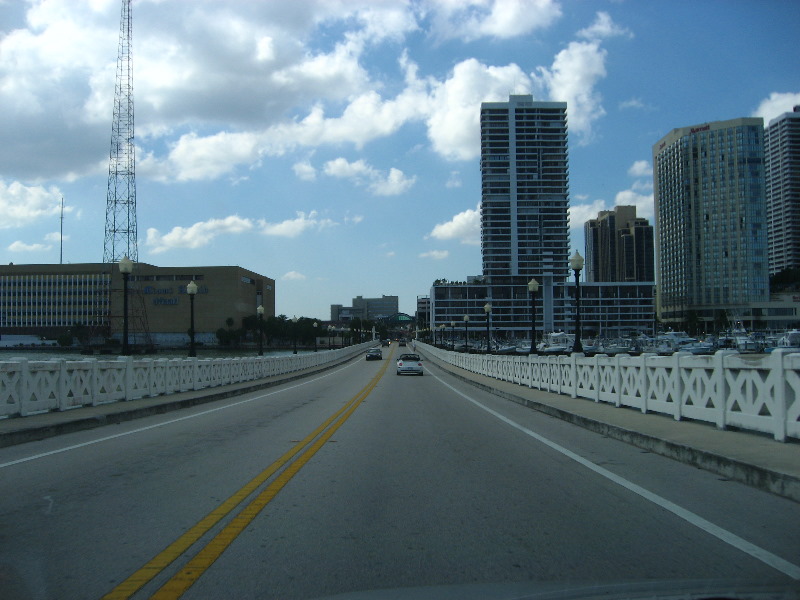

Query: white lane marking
[0,360,359,470]
[431,371,800,580]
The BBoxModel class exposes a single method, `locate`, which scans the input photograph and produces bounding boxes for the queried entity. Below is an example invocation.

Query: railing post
[58,359,69,411]
[673,352,691,421]
[614,354,623,407]
[640,353,657,414]
[192,357,200,391]
[713,349,737,431]
[19,359,31,417]
[123,355,133,401]
[770,349,789,442]
[594,354,603,402]
[570,353,579,399]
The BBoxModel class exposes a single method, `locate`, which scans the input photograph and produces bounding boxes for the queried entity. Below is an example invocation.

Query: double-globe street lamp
[570,250,585,354]
[119,256,133,356]
[484,303,492,354]
[257,305,264,356]
[313,321,318,352]
[187,280,198,357]
[528,278,539,356]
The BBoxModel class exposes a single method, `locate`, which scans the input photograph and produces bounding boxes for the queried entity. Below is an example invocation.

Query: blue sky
[1,0,799,319]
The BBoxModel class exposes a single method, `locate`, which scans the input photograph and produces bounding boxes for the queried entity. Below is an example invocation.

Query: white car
[396,353,423,376]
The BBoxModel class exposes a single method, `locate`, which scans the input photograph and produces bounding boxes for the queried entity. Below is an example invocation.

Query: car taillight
[398,361,403,366]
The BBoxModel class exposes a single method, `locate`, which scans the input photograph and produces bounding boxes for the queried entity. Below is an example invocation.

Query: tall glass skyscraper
[652,118,769,324]
[765,106,800,275]
[480,95,570,284]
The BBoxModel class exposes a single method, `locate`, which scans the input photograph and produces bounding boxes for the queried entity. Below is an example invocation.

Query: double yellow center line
[103,349,392,600]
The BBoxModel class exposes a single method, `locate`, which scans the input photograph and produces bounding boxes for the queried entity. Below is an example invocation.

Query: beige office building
[0,262,275,345]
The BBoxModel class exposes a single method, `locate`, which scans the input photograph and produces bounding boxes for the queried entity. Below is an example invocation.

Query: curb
[423,352,800,503]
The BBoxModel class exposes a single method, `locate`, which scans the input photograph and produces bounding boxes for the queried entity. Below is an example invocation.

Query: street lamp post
[528,278,539,356]
[257,305,264,356]
[450,321,455,349]
[570,251,585,354]
[119,256,133,355]
[484,303,492,354]
[463,315,470,353]
[292,315,298,354]
[313,321,318,352]
[328,325,334,349]
[186,280,198,357]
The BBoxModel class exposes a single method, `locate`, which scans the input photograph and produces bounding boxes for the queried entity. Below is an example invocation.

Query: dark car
[365,348,382,361]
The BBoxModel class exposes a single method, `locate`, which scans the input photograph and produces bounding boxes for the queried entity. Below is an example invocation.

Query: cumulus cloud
[429,0,562,41]
[0,180,69,228]
[323,158,416,196]
[419,250,449,260]
[445,171,462,188]
[569,199,608,231]
[292,161,317,181]
[0,1,618,190]
[577,11,632,41]
[145,215,254,253]
[752,92,800,125]
[428,204,481,245]
[8,240,51,252]
[618,160,654,220]
[259,210,336,237]
[282,271,307,281]
[628,160,652,178]
[533,40,607,145]
[427,58,530,161]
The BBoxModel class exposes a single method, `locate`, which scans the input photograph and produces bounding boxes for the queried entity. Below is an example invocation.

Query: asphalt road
[1,345,798,600]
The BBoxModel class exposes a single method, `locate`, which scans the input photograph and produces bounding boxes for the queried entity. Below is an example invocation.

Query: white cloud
[533,40,607,145]
[370,167,416,196]
[428,204,481,245]
[292,161,317,181]
[419,250,449,260]
[628,160,652,178]
[324,157,374,180]
[445,171,462,188]
[569,199,608,230]
[619,97,653,111]
[282,271,307,281]
[145,215,254,253]
[344,214,364,225]
[8,240,51,252]
[0,180,68,229]
[323,158,416,196]
[259,210,336,237]
[752,92,800,125]
[44,231,67,243]
[140,131,263,182]
[427,58,530,161]
[577,12,632,41]
[615,189,654,221]
[429,0,562,41]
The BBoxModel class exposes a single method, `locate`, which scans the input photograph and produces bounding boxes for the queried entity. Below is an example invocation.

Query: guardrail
[0,343,376,419]
[418,343,800,442]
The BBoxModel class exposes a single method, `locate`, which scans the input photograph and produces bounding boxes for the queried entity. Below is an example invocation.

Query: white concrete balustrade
[419,343,800,442]
[0,343,375,420]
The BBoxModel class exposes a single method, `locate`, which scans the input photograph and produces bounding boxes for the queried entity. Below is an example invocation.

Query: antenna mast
[101,0,151,350]
[60,196,64,264]
[103,0,137,263]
